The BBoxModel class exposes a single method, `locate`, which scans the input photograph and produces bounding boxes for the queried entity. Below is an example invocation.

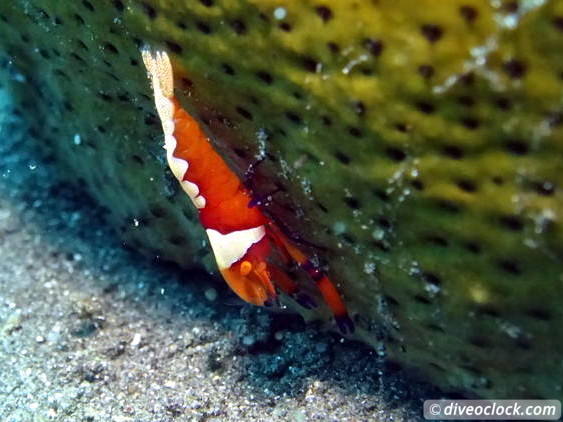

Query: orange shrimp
[141,47,353,334]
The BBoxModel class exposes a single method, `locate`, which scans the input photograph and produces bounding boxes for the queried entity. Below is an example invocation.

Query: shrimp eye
[240,261,253,276]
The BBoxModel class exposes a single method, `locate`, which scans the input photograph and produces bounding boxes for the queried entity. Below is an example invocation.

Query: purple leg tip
[264,298,277,307]
[335,315,355,335]
[295,293,318,310]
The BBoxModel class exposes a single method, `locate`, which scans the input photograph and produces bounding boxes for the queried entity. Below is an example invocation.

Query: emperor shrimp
[141,47,354,334]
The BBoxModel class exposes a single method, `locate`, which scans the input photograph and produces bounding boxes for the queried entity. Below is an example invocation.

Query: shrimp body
[172,100,267,233]
[142,47,353,333]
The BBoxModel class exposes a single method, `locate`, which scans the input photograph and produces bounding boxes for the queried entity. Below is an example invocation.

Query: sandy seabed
[0,88,434,421]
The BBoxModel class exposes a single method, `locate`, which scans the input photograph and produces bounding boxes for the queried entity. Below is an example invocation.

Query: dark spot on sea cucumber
[315,6,333,22]
[503,59,527,79]
[141,3,157,19]
[230,19,247,35]
[460,5,478,22]
[364,38,384,56]
[113,0,124,12]
[418,64,434,79]
[82,0,95,12]
[165,41,183,54]
[421,24,443,42]
[385,147,407,162]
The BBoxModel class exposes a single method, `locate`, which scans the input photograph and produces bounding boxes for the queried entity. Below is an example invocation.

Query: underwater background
[0,85,431,421]
[1,0,562,420]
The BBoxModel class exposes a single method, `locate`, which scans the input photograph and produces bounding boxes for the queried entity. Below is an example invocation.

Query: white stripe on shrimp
[142,47,206,209]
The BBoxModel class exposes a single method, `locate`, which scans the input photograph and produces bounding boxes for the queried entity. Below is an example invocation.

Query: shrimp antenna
[141,46,174,98]
[141,46,175,131]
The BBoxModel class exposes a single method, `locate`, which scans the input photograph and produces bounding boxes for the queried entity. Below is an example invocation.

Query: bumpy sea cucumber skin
[0,0,562,399]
